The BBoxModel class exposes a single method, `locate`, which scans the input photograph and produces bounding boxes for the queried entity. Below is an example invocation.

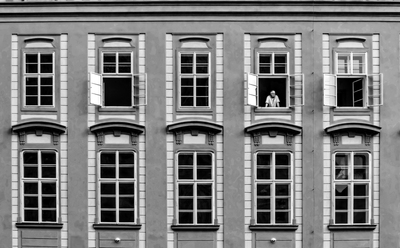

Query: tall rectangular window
[21,150,58,222]
[98,150,136,223]
[24,53,55,107]
[176,151,214,224]
[255,152,292,224]
[178,52,211,108]
[333,152,371,224]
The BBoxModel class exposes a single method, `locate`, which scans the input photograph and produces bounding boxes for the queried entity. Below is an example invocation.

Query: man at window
[265,90,280,107]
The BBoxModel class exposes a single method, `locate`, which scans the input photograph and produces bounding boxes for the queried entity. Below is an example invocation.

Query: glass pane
[26,54,38,73]
[181,97,194,106]
[274,54,287,74]
[118,53,132,73]
[196,85,209,96]
[103,77,132,107]
[42,166,56,178]
[119,183,134,195]
[354,211,367,223]
[276,153,290,165]
[335,153,350,180]
[42,182,56,195]
[119,152,134,179]
[196,97,208,107]
[197,184,212,196]
[40,84,53,95]
[103,53,116,73]
[354,199,368,210]
[24,152,38,164]
[25,210,38,222]
[353,54,365,74]
[259,54,271,74]
[197,199,212,210]
[179,212,193,224]
[101,153,116,178]
[257,212,271,224]
[42,152,56,178]
[101,197,116,208]
[276,184,289,196]
[179,185,193,197]
[257,184,270,196]
[119,197,134,208]
[40,54,53,73]
[24,167,38,178]
[24,183,38,194]
[335,184,349,197]
[40,96,53,106]
[257,198,270,210]
[24,152,38,178]
[354,184,368,196]
[42,196,56,208]
[276,198,289,210]
[197,153,212,180]
[335,212,348,224]
[337,54,350,74]
[179,199,193,210]
[181,78,194,87]
[181,86,194,96]
[275,212,289,223]
[354,153,369,179]
[257,154,271,180]
[119,210,135,222]
[181,54,193,74]
[101,183,116,195]
[178,154,193,179]
[335,199,348,210]
[275,167,290,180]
[101,211,116,222]
[197,212,212,224]
[196,54,209,74]
[24,196,38,208]
[26,97,38,106]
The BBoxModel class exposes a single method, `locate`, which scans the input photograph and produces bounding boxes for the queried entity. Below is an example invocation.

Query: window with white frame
[176,151,214,224]
[333,152,371,224]
[98,150,137,223]
[24,52,55,107]
[254,152,293,224]
[178,52,211,108]
[21,150,58,222]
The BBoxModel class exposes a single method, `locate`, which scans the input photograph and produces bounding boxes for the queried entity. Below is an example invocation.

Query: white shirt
[265,95,280,107]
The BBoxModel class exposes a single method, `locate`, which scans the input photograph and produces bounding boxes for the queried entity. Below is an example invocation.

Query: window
[176,151,214,225]
[24,52,55,107]
[98,150,137,223]
[254,152,293,224]
[333,152,371,224]
[21,150,58,222]
[178,52,211,108]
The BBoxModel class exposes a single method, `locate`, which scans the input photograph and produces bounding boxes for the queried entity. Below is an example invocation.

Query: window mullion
[194,182,197,225]
[116,151,119,223]
[38,150,42,222]
[116,52,119,74]
[272,52,275,75]
[271,182,276,225]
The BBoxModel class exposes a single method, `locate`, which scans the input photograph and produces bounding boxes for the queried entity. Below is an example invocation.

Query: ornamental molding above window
[167,120,223,145]
[11,120,66,146]
[90,121,145,146]
[325,121,381,146]
[244,121,302,146]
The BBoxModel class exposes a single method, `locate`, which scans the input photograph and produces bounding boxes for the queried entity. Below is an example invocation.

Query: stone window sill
[93,224,142,230]
[328,224,377,231]
[16,222,63,229]
[171,224,220,231]
[249,224,298,231]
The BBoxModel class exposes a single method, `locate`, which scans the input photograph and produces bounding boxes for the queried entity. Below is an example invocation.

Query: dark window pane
[257,199,270,210]
[181,54,193,74]
[24,152,38,164]
[181,86,194,96]
[196,54,208,63]
[118,53,131,73]
[179,212,193,224]
[335,185,349,197]
[197,168,211,180]
[354,169,368,180]
[179,199,193,210]
[101,167,116,178]
[276,184,289,196]
[354,184,368,196]
[257,212,270,224]
[101,183,116,194]
[257,168,270,180]
[24,196,38,208]
[24,167,38,178]
[257,184,270,196]
[276,199,289,210]
[26,86,38,95]
[181,97,193,106]
[354,212,367,224]
[101,211,116,222]
[179,185,193,197]
[275,212,289,223]
[178,154,193,165]
[101,197,116,208]
[119,183,135,195]
[355,154,369,165]
[26,54,38,73]
[197,184,212,196]
[26,77,38,86]
[197,199,212,210]
[26,54,38,63]
[197,154,212,165]
[120,153,134,164]
[259,54,271,63]
[119,167,134,178]
[335,199,348,210]
[42,196,56,208]
[104,65,116,73]
[25,210,38,222]
[257,154,271,165]
[103,77,132,107]
[196,87,209,97]
[119,197,135,208]
[276,154,290,165]
[42,210,57,223]
[42,183,56,194]
[335,212,348,224]
[196,78,208,86]
[354,199,367,210]
[104,53,116,63]
[181,78,194,86]
[101,152,116,164]
[197,212,212,224]
[275,167,290,180]
[119,210,135,222]
[24,183,38,194]
[196,66,208,74]
[178,169,193,180]
[40,96,53,106]
[197,154,212,179]
[40,63,53,74]
[26,97,38,106]
[196,97,208,107]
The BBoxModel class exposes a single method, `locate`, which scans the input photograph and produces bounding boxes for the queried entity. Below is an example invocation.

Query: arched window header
[90,120,145,146]
[102,36,133,48]
[336,37,366,48]
[258,37,288,49]
[167,120,222,145]
[244,121,302,146]
[179,37,210,49]
[24,37,54,48]
[12,120,67,145]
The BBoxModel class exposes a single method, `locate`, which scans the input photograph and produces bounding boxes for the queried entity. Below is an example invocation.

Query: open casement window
[178,52,211,108]
[24,52,55,107]
[333,152,371,225]
[176,152,215,225]
[88,71,147,107]
[254,152,293,225]
[98,150,137,224]
[245,73,304,108]
[21,150,59,223]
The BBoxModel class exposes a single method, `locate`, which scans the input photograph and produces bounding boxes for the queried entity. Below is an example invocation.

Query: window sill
[249,224,298,231]
[93,224,142,230]
[16,222,63,229]
[327,224,377,231]
[21,107,58,113]
[98,107,137,113]
[176,108,213,113]
[254,107,292,114]
[333,107,371,113]
[171,224,220,231]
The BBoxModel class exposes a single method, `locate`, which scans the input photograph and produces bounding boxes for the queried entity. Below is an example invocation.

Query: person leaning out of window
[265,90,280,107]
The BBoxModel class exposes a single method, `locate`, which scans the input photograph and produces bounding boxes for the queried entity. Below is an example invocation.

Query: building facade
[0,1,400,248]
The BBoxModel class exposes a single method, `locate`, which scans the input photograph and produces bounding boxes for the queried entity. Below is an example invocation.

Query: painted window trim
[175,151,216,226]
[19,149,60,224]
[331,151,372,225]
[97,150,138,224]
[253,151,294,225]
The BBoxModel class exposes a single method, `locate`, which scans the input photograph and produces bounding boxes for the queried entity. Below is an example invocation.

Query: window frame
[97,149,138,224]
[20,149,59,223]
[331,151,372,225]
[175,150,216,225]
[253,151,294,225]
[177,50,212,110]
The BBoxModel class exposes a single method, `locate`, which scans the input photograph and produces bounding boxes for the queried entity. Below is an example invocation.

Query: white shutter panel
[246,73,258,107]
[289,74,304,107]
[323,74,337,107]
[88,72,102,106]
[133,73,147,106]
[367,73,383,107]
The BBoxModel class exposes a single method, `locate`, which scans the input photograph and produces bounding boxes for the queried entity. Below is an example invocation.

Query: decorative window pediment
[90,121,145,146]
[102,37,133,48]
[12,120,66,145]
[245,121,302,146]
[167,120,223,145]
[179,37,210,49]
[258,37,288,49]
[325,121,381,146]
[336,37,366,49]
[24,37,55,48]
